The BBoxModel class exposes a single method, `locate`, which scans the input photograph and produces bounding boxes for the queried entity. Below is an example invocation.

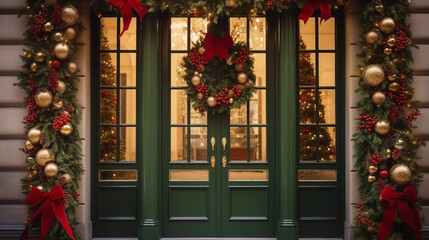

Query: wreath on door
[182,33,256,114]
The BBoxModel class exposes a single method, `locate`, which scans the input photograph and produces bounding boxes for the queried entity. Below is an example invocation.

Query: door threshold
[161,238,276,240]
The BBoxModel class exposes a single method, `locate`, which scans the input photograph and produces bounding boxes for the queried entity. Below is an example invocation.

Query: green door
[161,16,276,238]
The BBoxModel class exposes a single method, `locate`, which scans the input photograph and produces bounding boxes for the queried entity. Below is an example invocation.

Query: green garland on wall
[353,0,424,239]
[16,0,83,239]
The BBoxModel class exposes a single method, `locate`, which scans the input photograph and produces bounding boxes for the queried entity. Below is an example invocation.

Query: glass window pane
[319,18,335,50]
[171,89,187,124]
[191,107,207,124]
[319,89,335,124]
[299,52,316,86]
[119,127,136,162]
[190,127,207,162]
[100,89,117,124]
[250,90,266,124]
[299,89,316,124]
[230,17,247,43]
[230,104,247,124]
[319,127,336,162]
[319,53,335,86]
[191,18,207,44]
[299,126,317,162]
[250,127,266,162]
[99,170,138,181]
[119,89,136,124]
[299,18,315,50]
[120,17,137,50]
[229,170,268,181]
[100,53,116,86]
[170,170,209,181]
[253,53,266,87]
[249,18,266,50]
[298,170,336,181]
[230,127,247,161]
[101,17,117,50]
[119,53,136,86]
[171,18,188,50]
[100,126,117,162]
[171,127,187,162]
[171,53,187,87]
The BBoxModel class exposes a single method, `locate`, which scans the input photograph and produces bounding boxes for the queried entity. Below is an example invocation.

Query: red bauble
[51,60,61,69]
[379,170,388,179]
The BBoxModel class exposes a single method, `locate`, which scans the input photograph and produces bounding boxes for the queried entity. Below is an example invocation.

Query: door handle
[210,137,216,168]
[222,137,227,168]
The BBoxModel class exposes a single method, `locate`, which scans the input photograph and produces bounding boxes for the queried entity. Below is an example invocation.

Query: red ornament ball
[51,60,61,69]
[379,170,388,179]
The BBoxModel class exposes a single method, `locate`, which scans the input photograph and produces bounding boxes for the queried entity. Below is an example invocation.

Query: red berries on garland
[359,113,378,133]
[405,108,420,126]
[232,48,249,65]
[195,84,209,98]
[52,114,72,131]
[189,49,209,68]
[369,150,385,165]
[33,12,46,40]
[51,60,61,69]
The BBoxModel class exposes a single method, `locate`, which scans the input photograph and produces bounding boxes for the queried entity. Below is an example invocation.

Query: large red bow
[203,33,234,61]
[20,184,75,240]
[108,0,147,37]
[298,0,332,24]
[378,186,421,240]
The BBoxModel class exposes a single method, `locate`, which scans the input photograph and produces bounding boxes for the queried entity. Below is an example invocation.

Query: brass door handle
[222,137,227,168]
[210,137,216,168]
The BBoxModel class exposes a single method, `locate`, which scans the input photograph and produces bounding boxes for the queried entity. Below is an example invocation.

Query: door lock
[222,137,227,168]
[210,137,216,168]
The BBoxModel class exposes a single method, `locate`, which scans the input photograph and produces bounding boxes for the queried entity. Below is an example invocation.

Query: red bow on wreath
[203,33,234,61]
[378,186,421,240]
[108,0,147,37]
[298,0,332,24]
[20,184,75,240]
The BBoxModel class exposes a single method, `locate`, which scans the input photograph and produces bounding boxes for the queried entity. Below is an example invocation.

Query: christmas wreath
[182,33,256,114]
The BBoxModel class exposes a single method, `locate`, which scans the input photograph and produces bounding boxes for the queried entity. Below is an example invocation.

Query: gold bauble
[388,82,400,92]
[53,32,63,42]
[44,162,59,178]
[206,96,216,107]
[53,98,63,109]
[374,120,390,135]
[44,22,54,32]
[387,37,396,47]
[368,175,377,182]
[390,164,412,186]
[36,148,55,167]
[63,27,76,41]
[24,51,32,59]
[34,52,45,62]
[236,84,245,90]
[198,47,205,55]
[375,5,384,12]
[25,140,34,151]
[68,62,78,74]
[62,5,79,26]
[235,63,245,72]
[384,48,392,55]
[198,64,205,72]
[31,62,37,72]
[36,185,43,191]
[362,64,385,87]
[60,123,73,136]
[365,31,379,44]
[368,165,378,175]
[394,138,405,150]
[237,72,248,84]
[386,149,391,158]
[45,0,57,5]
[228,90,235,97]
[57,80,66,94]
[387,74,396,81]
[61,173,72,183]
[27,128,41,144]
[54,42,71,60]
[371,91,386,106]
[191,75,201,86]
[229,98,234,104]
[196,93,204,100]
[35,90,53,108]
[379,17,396,34]
[225,0,238,7]
[367,226,375,233]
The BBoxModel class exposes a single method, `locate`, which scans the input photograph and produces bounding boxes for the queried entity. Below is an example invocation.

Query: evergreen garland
[353,0,424,239]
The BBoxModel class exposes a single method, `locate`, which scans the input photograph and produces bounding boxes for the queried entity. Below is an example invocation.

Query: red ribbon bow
[378,186,421,240]
[20,184,75,240]
[298,0,332,24]
[203,33,234,61]
[108,0,147,37]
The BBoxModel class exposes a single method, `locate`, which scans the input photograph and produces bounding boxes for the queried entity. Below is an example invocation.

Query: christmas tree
[298,38,334,161]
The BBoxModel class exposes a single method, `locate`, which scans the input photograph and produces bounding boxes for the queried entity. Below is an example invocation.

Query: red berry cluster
[51,5,63,25]
[189,49,209,68]
[357,214,379,231]
[214,85,241,106]
[25,94,38,112]
[24,112,38,124]
[359,113,378,133]
[232,48,249,65]
[393,25,409,52]
[27,77,36,92]
[198,105,205,112]
[33,12,46,40]
[386,78,408,106]
[193,10,199,18]
[195,84,209,98]
[369,150,385,165]
[49,69,58,92]
[101,89,109,96]
[266,0,286,9]
[52,114,72,131]
[356,201,364,211]
[389,104,399,124]
[405,108,420,125]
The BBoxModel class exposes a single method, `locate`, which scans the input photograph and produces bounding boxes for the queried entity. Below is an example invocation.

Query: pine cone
[64,104,74,113]
[39,130,47,146]
[392,148,402,161]
[383,134,393,148]
[63,189,70,209]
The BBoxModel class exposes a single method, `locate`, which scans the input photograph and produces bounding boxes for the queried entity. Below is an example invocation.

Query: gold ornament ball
[35,90,53,108]
[57,80,66,94]
[45,0,57,5]
[206,96,216,107]
[53,98,63,109]
[368,165,378,175]
[62,5,79,26]
[384,48,392,55]
[362,64,385,87]
[27,127,41,145]
[198,47,205,55]
[31,62,37,72]
[390,164,412,186]
[196,93,204,100]
[63,27,77,41]
[225,0,238,7]
[375,120,390,135]
[235,63,245,72]
[53,32,63,42]
[36,148,55,167]
[365,31,379,44]
[36,185,43,191]
[375,5,384,12]
[236,84,245,90]
[61,173,72,183]
[68,62,78,74]
[372,91,386,106]
[387,37,396,47]
[237,72,248,84]
[34,52,45,62]
[44,162,59,178]
[228,90,235,97]
[54,42,71,60]
[229,98,234,104]
[368,175,376,182]
[386,149,391,158]
[25,140,34,151]
[44,22,54,32]
[388,82,400,92]
[395,138,405,150]
[387,74,396,81]
[60,123,73,136]
[379,17,396,34]
[198,64,205,72]
[191,75,201,86]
